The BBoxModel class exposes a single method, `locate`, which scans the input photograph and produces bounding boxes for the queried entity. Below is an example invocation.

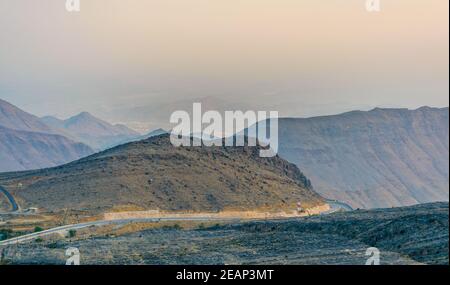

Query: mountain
[0,125,93,172]
[0,99,94,172]
[0,134,324,214]
[0,99,55,133]
[275,107,449,209]
[41,112,140,150]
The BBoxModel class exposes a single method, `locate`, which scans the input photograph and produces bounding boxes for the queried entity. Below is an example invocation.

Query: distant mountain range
[0,98,143,172]
[276,107,449,209]
[0,99,94,172]
[41,112,139,150]
[0,134,324,214]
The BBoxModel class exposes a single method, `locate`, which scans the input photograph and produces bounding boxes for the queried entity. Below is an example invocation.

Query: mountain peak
[48,111,139,150]
[69,111,96,121]
[78,111,93,117]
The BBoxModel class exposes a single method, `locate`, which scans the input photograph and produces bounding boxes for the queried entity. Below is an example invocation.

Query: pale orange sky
[0,0,448,122]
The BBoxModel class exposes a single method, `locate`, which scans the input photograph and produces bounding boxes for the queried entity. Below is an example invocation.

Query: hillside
[0,98,56,133]
[0,99,95,172]
[0,134,324,214]
[0,126,94,173]
[41,112,139,150]
[276,107,449,209]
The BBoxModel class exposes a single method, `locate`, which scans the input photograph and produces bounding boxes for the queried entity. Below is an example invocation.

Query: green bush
[34,226,44,232]
[47,242,59,249]
[0,229,13,241]
[68,229,77,238]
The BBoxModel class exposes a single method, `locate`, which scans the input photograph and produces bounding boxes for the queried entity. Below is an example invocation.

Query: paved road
[0,186,19,212]
[0,200,353,246]
[0,217,242,246]
[322,200,353,214]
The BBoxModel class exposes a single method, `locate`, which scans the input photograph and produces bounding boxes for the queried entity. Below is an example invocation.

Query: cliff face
[278,107,449,209]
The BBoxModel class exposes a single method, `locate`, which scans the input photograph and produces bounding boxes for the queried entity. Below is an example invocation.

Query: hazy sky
[0,0,448,127]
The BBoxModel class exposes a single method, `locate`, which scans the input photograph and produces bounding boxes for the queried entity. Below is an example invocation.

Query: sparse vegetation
[0,203,447,265]
[47,242,60,249]
[0,229,12,241]
[68,229,77,238]
[34,226,44,232]
[162,223,183,230]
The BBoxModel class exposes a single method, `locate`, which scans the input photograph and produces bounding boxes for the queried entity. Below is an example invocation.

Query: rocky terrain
[0,134,324,214]
[1,202,447,265]
[276,107,449,209]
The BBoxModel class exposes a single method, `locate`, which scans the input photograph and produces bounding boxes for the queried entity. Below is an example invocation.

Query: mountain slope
[276,107,449,209]
[41,112,140,150]
[144,128,168,138]
[0,99,95,172]
[116,128,169,146]
[0,99,55,133]
[0,134,324,214]
[0,125,93,172]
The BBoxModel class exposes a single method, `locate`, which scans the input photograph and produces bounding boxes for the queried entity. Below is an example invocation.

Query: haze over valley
[0,0,448,266]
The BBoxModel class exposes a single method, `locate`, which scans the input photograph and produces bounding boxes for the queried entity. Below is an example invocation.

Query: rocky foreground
[1,202,447,265]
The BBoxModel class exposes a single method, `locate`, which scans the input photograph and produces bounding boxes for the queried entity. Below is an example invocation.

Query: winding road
[323,199,353,214]
[0,217,243,246]
[0,185,18,212]
[0,200,352,246]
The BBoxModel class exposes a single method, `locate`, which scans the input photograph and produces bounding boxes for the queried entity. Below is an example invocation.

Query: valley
[1,98,448,266]
[0,0,448,268]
